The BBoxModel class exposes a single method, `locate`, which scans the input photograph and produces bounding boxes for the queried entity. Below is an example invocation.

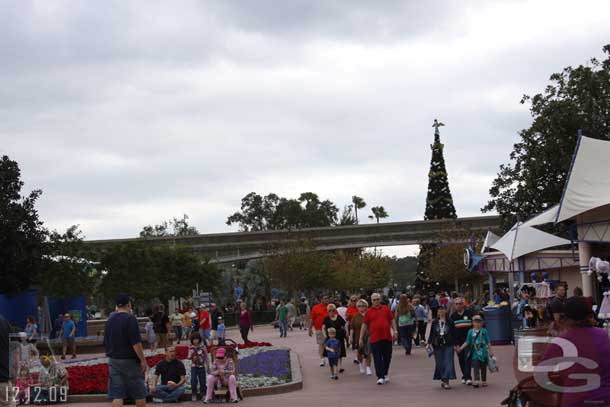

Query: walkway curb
[66,349,303,403]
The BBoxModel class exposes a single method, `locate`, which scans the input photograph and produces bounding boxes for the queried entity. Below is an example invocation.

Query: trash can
[483,306,511,345]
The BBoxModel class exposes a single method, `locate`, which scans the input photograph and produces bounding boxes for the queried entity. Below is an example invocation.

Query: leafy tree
[40,225,96,299]
[171,214,199,236]
[417,120,458,289]
[96,242,161,309]
[264,239,332,295]
[0,156,48,295]
[368,206,389,223]
[154,245,220,303]
[227,192,339,231]
[483,45,610,230]
[427,227,481,291]
[140,222,169,238]
[388,256,419,289]
[265,240,391,295]
[351,195,367,224]
[339,205,357,225]
[140,214,198,238]
[238,259,271,306]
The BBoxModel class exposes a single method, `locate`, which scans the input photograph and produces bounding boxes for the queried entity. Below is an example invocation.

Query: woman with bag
[395,294,416,355]
[457,315,493,388]
[426,305,457,389]
[322,304,348,373]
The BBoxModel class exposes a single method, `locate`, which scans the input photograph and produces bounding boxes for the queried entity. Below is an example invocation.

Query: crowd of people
[144,302,239,353]
[306,291,494,389]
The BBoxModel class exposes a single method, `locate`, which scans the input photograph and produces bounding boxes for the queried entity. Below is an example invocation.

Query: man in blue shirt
[104,294,148,407]
[59,313,76,359]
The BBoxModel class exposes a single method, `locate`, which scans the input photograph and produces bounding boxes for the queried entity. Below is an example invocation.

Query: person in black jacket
[426,305,457,389]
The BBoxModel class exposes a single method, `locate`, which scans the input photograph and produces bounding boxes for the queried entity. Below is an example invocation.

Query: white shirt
[337,306,347,319]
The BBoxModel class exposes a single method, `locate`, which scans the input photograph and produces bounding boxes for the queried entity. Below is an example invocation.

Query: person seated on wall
[30,354,69,405]
[150,347,186,403]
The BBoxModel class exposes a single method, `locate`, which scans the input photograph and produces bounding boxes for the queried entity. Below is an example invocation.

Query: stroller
[207,339,243,403]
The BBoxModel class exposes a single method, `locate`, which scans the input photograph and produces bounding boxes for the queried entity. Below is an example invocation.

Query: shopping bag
[488,355,499,373]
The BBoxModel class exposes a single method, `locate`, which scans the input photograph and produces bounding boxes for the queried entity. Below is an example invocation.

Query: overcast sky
[2,1,609,257]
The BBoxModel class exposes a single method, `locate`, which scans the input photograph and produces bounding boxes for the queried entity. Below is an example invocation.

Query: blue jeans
[279,319,288,337]
[191,367,207,397]
[173,326,183,343]
[153,384,185,402]
[199,328,211,345]
[398,325,414,353]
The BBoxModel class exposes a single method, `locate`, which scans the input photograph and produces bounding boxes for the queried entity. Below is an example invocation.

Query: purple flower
[238,350,290,380]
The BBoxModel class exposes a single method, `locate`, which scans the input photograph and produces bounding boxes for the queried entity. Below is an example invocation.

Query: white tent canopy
[555,136,610,223]
[482,230,501,252]
[522,204,560,227]
[490,222,570,261]
[519,136,610,227]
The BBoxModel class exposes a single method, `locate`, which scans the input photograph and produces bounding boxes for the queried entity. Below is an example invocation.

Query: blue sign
[234,286,243,299]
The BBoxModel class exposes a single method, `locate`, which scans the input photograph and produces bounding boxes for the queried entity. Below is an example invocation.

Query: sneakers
[366,367,372,376]
[152,398,164,403]
[203,399,210,404]
[353,359,360,364]
[319,359,326,367]
[466,380,473,386]
[359,363,365,374]
[461,379,467,384]
[191,394,197,402]
[383,375,390,384]
[376,378,384,385]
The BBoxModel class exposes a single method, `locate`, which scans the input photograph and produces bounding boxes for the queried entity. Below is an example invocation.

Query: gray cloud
[1,0,609,251]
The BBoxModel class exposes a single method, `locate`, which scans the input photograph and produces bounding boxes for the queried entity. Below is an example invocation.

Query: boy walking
[325,328,341,380]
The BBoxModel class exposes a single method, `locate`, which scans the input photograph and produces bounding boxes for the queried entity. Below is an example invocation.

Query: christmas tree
[416,119,457,289]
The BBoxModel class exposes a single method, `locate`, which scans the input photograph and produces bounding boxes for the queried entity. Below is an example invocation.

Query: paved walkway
[72,325,516,406]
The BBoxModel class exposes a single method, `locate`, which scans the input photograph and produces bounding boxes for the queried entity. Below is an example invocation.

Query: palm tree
[351,195,367,224]
[368,206,389,224]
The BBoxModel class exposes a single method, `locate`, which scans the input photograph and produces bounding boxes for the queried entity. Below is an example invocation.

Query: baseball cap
[116,293,132,307]
[472,315,483,321]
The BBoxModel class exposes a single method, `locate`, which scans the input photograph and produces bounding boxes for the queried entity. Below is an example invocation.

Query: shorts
[316,331,325,345]
[107,358,147,401]
[328,357,339,367]
[62,336,75,345]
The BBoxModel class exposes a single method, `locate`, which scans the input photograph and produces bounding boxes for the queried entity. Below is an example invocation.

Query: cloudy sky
[2,1,609,256]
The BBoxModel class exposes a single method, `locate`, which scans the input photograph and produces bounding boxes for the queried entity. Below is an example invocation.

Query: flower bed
[62,342,286,395]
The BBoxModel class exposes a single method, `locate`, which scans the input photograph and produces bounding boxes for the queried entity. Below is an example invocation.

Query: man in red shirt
[359,293,397,385]
[308,295,330,366]
[198,305,211,345]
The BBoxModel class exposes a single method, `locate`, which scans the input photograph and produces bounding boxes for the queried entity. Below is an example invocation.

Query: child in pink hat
[204,347,238,403]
